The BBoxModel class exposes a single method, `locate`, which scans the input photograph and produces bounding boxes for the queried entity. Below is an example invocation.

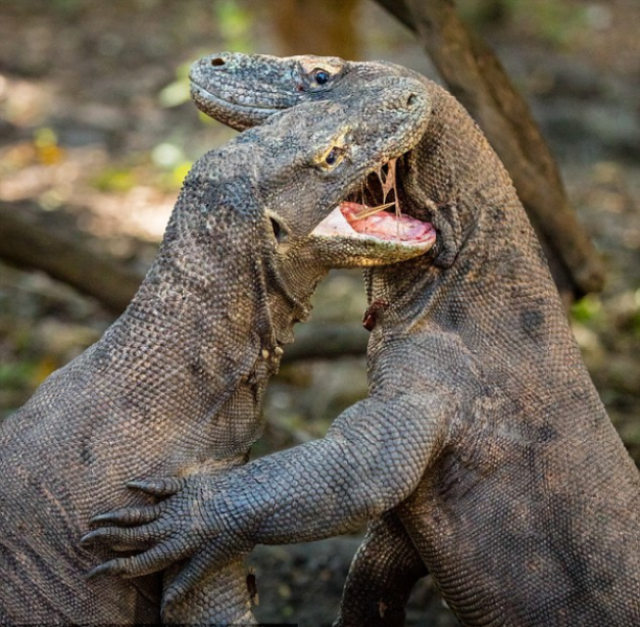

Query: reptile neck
[367,84,573,357]
[84,202,285,458]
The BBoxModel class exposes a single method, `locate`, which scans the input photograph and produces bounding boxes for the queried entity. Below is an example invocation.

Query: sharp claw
[88,511,119,525]
[126,478,180,496]
[86,561,119,579]
[127,479,158,490]
[82,526,133,547]
[126,480,158,492]
[80,529,103,546]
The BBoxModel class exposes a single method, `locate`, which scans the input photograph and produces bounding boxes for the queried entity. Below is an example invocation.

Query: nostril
[210,57,225,67]
[406,94,417,107]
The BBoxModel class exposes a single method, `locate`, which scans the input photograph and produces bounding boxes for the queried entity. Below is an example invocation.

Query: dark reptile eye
[325,149,338,166]
[313,69,330,85]
[322,145,346,168]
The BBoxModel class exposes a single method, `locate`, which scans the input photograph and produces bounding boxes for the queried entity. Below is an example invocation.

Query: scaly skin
[0,78,434,625]
[85,54,640,626]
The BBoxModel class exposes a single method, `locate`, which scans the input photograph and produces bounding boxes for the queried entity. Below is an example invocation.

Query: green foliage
[459,0,587,46]
[158,61,192,108]
[521,0,587,45]
[0,361,34,390]
[151,142,193,189]
[215,0,254,52]
[570,294,602,324]
[158,79,191,108]
[92,167,137,193]
[169,161,193,188]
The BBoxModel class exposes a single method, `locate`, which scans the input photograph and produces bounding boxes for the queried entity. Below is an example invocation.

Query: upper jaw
[189,80,281,112]
[189,54,302,118]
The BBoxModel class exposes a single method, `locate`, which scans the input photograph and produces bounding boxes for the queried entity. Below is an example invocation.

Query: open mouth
[312,157,436,250]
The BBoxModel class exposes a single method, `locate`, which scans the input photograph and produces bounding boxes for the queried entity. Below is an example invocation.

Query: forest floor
[0,1,638,624]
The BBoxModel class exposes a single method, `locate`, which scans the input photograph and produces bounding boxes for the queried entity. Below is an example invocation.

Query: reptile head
[190,52,408,131]
[189,52,339,131]
[174,74,436,341]
[244,78,436,274]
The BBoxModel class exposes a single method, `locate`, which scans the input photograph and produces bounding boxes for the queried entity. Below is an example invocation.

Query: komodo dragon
[0,78,437,625]
[84,53,640,626]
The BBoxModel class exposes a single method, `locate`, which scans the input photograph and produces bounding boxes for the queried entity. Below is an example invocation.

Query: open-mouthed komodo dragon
[84,53,640,626]
[0,76,435,624]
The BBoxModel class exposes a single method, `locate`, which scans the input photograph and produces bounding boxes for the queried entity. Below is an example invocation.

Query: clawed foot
[82,478,184,578]
[81,475,252,607]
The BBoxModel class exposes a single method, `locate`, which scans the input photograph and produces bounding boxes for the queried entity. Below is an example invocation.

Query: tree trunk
[372,0,605,302]
[273,0,361,60]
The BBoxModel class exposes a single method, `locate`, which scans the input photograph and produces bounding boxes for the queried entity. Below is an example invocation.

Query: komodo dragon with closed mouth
[0,77,436,625]
[84,53,640,626]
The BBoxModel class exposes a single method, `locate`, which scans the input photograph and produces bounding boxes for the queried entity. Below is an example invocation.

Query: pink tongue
[340,202,435,243]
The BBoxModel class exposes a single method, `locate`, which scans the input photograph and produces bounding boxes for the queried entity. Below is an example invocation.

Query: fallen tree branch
[0,201,143,315]
[281,323,368,363]
[372,0,605,300]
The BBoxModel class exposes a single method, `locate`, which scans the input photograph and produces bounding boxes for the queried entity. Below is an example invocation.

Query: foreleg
[82,391,455,609]
[335,511,427,627]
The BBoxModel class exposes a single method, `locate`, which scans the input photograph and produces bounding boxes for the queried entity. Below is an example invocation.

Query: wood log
[0,201,142,315]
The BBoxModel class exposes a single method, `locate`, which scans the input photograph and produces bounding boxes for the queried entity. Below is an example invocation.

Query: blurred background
[0,0,638,624]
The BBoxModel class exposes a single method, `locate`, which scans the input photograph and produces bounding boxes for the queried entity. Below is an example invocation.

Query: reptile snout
[206,53,231,68]
[190,54,232,87]
[195,52,235,73]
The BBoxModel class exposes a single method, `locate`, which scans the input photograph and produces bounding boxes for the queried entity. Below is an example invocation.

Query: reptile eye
[320,145,345,170]
[325,149,338,166]
[313,69,330,85]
